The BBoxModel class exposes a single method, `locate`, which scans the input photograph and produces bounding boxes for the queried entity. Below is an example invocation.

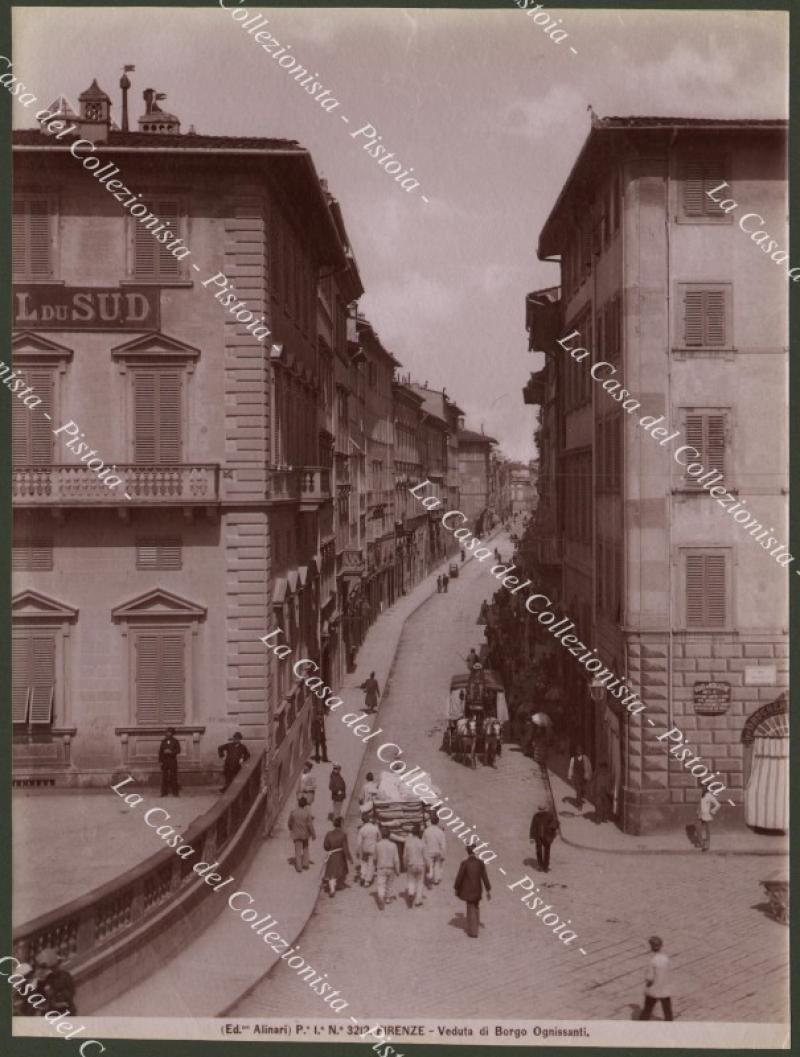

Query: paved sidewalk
[97,554,455,1017]
[548,769,788,857]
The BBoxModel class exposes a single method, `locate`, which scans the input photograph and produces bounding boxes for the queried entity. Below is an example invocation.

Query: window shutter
[135,634,162,724]
[706,415,726,474]
[12,200,27,276]
[686,552,727,627]
[12,369,54,465]
[12,198,52,278]
[12,636,32,724]
[684,290,705,346]
[13,539,54,571]
[133,199,181,279]
[704,290,727,346]
[133,371,157,463]
[157,370,182,463]
[705,554,727,625]
[160,633,186,724]
[136,537,182,570]
[135,631,186,724]
[684,414,704,475]
[685,554,706,626]
[683,161,705,216]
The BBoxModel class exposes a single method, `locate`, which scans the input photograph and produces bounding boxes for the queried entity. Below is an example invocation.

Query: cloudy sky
[14,7,788,459]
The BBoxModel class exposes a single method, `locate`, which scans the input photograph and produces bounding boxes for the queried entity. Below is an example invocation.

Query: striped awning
[745,736,788,831]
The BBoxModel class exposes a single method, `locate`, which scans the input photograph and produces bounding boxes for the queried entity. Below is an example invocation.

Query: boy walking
[639,935,673,1021]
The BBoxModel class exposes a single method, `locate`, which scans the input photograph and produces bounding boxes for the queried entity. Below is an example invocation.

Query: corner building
[11,81,349,811]
[529,115,788,833]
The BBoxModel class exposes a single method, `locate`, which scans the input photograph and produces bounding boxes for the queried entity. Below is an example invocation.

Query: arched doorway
[742,693,788,833]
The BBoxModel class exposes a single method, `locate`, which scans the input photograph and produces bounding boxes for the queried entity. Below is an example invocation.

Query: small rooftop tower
[77,79,111,143]
[138,88,180,134]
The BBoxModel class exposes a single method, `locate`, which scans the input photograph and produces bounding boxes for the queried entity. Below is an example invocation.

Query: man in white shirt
[297,761,316,805]
[697,787,721,852]
[639,935,673,1021]
[404,826,426,908]
[356,813,380,887]
[422,816,447,885]
[375,829,401,910]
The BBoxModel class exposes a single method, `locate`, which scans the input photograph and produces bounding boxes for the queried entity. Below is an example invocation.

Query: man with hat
[529,804,559,873]
[329,764,347,821]
[297,760,316,805]
[11,962,38,1016]
[35,948,76,1016]
[453,845,491,939]
[356,811,380,886]
[158,726,181,797]
[218,731,250,792]
[639,935,673,1021]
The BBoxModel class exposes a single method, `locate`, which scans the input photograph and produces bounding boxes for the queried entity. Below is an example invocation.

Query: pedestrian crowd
[11,948,76,1018]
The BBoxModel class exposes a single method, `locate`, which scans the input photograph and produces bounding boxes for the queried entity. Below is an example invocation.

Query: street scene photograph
[5,3,791,1052]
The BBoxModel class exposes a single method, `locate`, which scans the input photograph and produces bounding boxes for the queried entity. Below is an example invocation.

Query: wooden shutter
[704,290,727,345]
[686,552,727,627]
[136,537,182,570]
[135,631,186,725]
[133,369,182,464]
[12,369,54,465]
[12,633,56,726]
[683,158,727,217]
[12,198,52,279]
[683,287,728,347]
[706,415,726,474]
[12,538,54,571]
[12,636,32,724]
[133,371,157,463]
[160,633,186,724]
[683,160,706,216]
[157,371,182,463]
[133,199,181,279]
[135,633,162,724]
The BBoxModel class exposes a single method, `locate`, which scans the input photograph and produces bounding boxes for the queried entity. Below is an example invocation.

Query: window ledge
[114,725,207,736]
[13,278,66,286]
[672,487,738,495]
[674,216,734,226]
[120,279,194,288]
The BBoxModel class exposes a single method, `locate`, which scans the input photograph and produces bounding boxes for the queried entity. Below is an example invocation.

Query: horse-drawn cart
[443,664,508,767]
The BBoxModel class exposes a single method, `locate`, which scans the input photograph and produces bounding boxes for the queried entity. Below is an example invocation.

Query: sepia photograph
[4,3,792,1052]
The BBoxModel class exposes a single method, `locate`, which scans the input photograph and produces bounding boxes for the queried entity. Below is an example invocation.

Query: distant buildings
[520,115,789,833]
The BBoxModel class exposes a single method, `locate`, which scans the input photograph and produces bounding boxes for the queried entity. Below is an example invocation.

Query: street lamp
[588,676,607,704]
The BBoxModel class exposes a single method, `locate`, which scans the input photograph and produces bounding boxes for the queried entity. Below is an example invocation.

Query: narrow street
[231,533,788,1024]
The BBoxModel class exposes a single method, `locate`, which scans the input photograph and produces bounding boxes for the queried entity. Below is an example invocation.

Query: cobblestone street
[231,537,788,1024]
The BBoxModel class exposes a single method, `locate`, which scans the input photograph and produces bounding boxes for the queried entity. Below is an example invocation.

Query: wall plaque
[693,680,732,715]
[13,285,160,330]
[744,664,777,686]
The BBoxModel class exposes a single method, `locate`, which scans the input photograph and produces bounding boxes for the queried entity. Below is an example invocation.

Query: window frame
[129,364,186,465]
[12,625,63,732]
[131,624,191,727]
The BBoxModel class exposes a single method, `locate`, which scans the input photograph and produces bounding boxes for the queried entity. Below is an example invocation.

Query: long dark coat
[454,855,491,903]
[323,828,352,882]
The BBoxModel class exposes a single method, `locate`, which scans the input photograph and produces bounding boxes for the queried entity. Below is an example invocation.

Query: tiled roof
[13,129,301,150]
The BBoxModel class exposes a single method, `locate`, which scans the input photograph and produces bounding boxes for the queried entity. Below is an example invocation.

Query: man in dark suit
[158,726,181,797]
[218,731,250,791]
[529,805,559,872]
[311,711,329,763]
[453,846,491,938]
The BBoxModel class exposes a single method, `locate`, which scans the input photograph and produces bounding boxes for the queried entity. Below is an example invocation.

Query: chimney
[77,78,112,144]
[119,65,134,133]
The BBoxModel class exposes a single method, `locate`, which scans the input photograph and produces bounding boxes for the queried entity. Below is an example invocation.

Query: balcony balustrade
[13,464,219,506]
[299,467,332,509]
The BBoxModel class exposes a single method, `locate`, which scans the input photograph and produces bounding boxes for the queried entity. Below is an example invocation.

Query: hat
[332,763,342,770]
[35,948,61,968]
[648,935,663,950]
[16,963,33,977]
[232,732,243,740]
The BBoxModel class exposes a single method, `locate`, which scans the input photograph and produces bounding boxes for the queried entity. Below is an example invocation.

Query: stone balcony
[299,466,331,510]
[13,464,220,507]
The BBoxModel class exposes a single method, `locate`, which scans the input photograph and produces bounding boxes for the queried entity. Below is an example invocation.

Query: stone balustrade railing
[13,464,220,505]
[12,750,266,1012]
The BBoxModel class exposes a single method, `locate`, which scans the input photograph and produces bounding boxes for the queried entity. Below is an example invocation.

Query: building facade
[11,80,345,814]
[525,115,789,833]
[457,427,497,534]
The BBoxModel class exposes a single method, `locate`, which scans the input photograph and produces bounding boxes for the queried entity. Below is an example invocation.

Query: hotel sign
[13,285,160,331]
